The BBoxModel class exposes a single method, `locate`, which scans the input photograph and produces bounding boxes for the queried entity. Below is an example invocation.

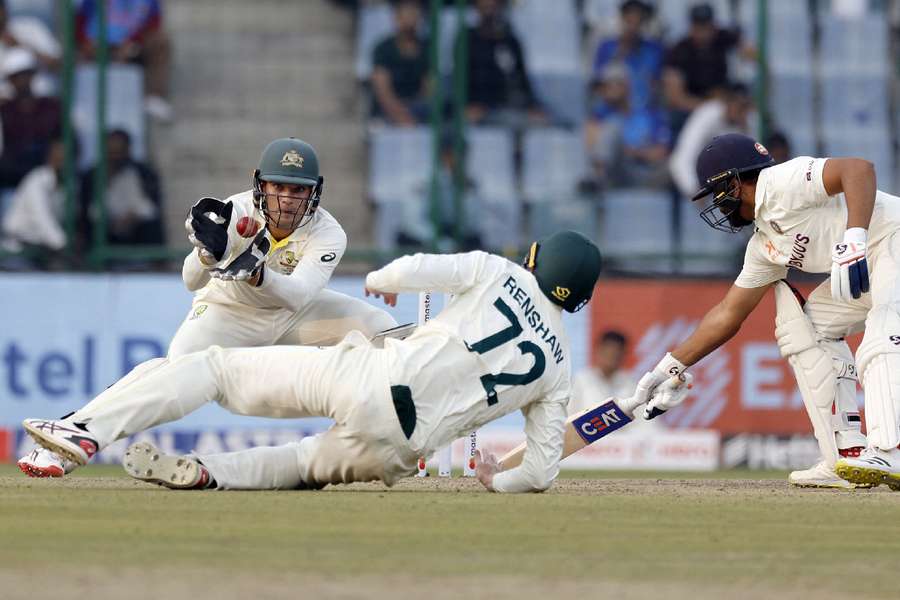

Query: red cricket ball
[236,216,260,238]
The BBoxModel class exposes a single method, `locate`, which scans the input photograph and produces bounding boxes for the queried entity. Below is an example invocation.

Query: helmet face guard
[253,171,323,231]
[696,168,753,233]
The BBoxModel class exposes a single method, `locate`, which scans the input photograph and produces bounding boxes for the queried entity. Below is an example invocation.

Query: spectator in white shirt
[2,137,66,254]
[570,330,636,415]
[668,82,753,198]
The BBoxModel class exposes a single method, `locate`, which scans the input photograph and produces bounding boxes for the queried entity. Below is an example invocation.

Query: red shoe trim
[839,446,864,458]
[17,462,64,478]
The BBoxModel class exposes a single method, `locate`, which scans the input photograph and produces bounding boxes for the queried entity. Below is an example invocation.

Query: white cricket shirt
[735,157,900,288]
[367,251,573,493]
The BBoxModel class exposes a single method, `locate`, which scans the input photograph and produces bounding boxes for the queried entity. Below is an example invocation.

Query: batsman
[21,231,689,492]
[634,133,900,489]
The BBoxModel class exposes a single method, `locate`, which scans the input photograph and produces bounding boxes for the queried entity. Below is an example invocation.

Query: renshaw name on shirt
[502,274,565,365]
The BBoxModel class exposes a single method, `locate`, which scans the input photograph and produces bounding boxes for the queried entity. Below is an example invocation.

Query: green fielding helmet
[256,137,320,186]
[525,230,602,313]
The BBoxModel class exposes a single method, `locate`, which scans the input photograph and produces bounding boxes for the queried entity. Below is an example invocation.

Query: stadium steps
[151,0,370,258]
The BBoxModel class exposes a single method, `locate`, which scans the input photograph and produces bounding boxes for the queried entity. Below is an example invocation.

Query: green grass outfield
[2,465,899,600]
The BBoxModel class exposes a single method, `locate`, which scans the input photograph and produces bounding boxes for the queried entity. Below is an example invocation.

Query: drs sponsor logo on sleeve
[573,401,632,444]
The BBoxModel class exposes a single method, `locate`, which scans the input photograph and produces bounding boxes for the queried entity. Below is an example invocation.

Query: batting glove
[209,230,270,282]
[186,197,233,263]
[633,352,687,409]
[830,228,869,302]
[643,372,693,420]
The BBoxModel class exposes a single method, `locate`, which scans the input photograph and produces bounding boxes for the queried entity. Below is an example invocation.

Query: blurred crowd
[358,0,810,263]
[0,0,171,270]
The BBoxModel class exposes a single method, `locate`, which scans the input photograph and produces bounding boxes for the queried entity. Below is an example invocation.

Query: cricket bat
[498,374,691,470]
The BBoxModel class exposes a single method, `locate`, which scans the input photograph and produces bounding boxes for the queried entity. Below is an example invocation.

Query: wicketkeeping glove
[209,230,270,281]
[830,228,869,302]
[186,197,233,263]
[643,372,693,420]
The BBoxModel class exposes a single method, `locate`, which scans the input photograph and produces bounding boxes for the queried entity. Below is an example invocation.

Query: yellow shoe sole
[835,462,887,488]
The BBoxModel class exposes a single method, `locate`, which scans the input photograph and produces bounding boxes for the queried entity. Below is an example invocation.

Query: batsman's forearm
[842,161,876,230]
[671,301,742,366]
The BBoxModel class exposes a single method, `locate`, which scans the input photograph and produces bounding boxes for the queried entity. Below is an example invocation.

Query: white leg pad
[856,304,900,450]
[774,282,865,466]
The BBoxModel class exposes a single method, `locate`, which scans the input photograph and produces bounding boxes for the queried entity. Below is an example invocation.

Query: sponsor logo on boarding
[551,286,571,302]
[572,401,632,444]
[280,150,304,168]
[189,305,208,320]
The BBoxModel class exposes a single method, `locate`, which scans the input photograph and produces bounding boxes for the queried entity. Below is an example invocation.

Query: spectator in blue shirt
[584,62,671,189]
[591,0,663,113]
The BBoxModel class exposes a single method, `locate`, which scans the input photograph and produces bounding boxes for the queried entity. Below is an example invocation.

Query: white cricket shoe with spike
[123,442,211,490]
[789,460,872,489]
[23,418,99,465]
[835,447,900,490]
[17,447,77,478]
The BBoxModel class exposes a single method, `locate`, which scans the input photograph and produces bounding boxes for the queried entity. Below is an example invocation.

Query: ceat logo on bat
[572,401,632,444]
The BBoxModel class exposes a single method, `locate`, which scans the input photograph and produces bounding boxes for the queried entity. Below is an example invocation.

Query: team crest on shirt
[769,220,784,234]
[279,250,299,274]
[280,150,304,168]
[189,305,208,320]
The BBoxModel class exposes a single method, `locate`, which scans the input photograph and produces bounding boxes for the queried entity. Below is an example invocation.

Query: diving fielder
[22,231,689,492]
[18,137,396,478]
[633,133,900,489]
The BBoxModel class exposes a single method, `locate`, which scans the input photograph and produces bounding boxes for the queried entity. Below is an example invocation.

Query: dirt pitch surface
[2,466,899,600]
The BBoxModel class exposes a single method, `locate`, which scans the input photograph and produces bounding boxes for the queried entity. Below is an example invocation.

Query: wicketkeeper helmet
[252,137,324,230]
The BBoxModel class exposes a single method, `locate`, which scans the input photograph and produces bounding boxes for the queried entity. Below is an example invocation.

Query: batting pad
[774,282,864,465]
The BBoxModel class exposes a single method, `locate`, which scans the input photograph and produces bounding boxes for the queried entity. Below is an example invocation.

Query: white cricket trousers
[168,289,397,358]
[803,232,900,450]
[73,335,419,489]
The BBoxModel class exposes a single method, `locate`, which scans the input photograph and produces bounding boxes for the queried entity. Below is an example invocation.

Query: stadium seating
[368,126,432,249]
[599,188,674,272]
[466,127,520,250]
[354,3,394,81]
[73,64,146,170]
[521,128,587,205]
[509,0,581,76]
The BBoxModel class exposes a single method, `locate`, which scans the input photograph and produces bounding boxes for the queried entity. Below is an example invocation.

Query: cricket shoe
[22,418,99,466]
[789,460,872,490]
[123,442,212,490]
[17,447,77,478]
[835,447,900,490]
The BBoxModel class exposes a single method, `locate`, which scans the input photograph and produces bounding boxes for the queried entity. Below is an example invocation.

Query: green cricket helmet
[252,137,324,230]
[524,230,602,313]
